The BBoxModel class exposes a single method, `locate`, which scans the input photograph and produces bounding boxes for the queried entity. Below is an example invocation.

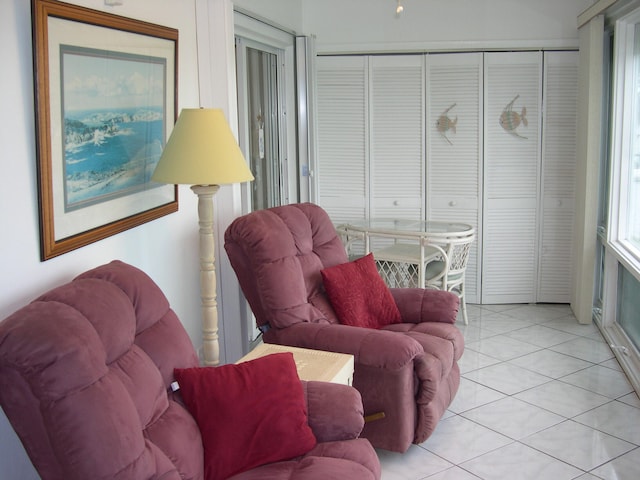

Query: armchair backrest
[224,203,348,330]
[445,233,475,279]
[0,261,202,480]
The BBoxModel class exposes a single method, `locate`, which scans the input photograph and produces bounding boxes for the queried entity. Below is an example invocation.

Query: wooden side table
[237,343,354,386]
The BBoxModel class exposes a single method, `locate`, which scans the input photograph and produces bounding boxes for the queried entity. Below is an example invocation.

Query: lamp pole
[192,184,221,366]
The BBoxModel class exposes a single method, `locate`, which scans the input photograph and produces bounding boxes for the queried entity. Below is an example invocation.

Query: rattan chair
[422,234,475,325]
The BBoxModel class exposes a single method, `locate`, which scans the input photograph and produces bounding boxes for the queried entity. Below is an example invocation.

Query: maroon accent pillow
[321,253,402,329]
[174,353,316,480]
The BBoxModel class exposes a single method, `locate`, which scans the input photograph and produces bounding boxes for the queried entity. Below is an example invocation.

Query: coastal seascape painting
[62,46,166,211]
[33,0,178,260]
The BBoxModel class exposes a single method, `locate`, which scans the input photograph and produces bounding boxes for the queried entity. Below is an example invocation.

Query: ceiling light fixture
[396,0,404,16]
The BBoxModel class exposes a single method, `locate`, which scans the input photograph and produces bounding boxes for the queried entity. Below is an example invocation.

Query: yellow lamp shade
[152,108,254,186]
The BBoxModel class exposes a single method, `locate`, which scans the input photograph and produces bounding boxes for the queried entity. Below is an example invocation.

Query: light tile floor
[377,304,640,480]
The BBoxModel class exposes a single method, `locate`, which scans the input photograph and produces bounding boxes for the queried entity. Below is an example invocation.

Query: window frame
[610,9,640,276]
[597,6,640,395]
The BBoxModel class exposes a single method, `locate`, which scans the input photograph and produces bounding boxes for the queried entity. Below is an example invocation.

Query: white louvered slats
[314,51,578,305]
[316,56,368,223]
[483,201,539,302]
[538,51,578,302]
[482,52,542,304]
[426,52,483,304]
[370,56,424,220]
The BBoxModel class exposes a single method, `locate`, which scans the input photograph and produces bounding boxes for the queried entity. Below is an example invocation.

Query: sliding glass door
[236,38,287,212]
[233,10,308,354]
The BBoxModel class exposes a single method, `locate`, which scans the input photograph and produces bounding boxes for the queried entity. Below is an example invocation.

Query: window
[618,267,640,351]
[611,12,640,269]
[629,25,640,252]
[234,9,300,218]
[598,7,640,392]
[236,40,286,212]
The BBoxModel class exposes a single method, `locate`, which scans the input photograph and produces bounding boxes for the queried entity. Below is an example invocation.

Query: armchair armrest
[269,323,423,370]
[303,381,364,442]
[390,288,459,324]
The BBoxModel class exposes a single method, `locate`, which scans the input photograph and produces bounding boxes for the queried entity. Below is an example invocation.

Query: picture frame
[32,0,179,260]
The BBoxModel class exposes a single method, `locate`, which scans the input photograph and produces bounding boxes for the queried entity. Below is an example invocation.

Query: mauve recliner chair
[224,203,465,452]
[0,260,380,480]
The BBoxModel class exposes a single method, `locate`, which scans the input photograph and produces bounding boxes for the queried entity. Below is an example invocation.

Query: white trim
[233,6,297,36]
[578,0,619,28]
[600,244,619,330]
[572,15,605,324]
[598,248,640,396]
[296,35,316,204]
[597,316,640,395]
[234,10,295,49]
[608,242,640,283]
[316,39,581,56]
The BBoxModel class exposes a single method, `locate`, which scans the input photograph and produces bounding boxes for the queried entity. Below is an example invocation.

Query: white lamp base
[191,184,221,366]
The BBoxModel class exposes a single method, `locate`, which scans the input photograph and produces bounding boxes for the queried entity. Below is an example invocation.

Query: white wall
[0,0,209,477]
[233,0,303,32]
[302,0,595,53]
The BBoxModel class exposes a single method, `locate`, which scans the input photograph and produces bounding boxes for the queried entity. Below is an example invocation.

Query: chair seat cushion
[424,260,446,280]
[321,253,402,329]
[174,353,317,480]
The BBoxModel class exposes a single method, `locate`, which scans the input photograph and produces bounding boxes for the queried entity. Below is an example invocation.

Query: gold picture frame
[32,0,178,260]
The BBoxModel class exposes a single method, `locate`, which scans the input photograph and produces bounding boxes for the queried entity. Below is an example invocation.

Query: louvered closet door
[538,51,578,302]
[482,52,542,304]
[426,52,483,304]
[316,56,368,222]
[369,56,425,220]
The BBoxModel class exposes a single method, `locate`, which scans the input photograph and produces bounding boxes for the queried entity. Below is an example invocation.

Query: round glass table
[337,218,473,240]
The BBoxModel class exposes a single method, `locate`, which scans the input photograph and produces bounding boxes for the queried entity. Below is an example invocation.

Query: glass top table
[335,218,475,291]
[337,218,474,240]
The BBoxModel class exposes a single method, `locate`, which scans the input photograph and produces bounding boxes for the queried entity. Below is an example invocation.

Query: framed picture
[32,0,178,260]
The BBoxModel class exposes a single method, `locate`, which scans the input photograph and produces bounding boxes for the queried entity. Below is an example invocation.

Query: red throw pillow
[174,353,316,480]
[321,253,402,329]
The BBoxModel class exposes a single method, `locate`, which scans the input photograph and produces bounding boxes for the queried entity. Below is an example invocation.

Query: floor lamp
[152,108,253,366]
